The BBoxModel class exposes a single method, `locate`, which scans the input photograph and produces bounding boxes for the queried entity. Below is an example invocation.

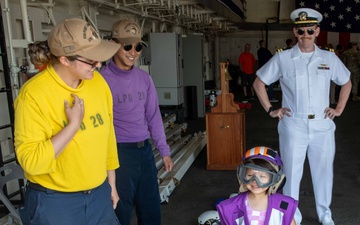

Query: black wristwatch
[267,106,275,115]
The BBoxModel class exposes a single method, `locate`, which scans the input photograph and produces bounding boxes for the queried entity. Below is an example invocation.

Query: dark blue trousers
[20,181,120,225]
[268,82,275,99]
[115,140,161,225]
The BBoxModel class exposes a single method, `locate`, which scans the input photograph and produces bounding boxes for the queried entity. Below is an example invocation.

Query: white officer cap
[290,8,323,27]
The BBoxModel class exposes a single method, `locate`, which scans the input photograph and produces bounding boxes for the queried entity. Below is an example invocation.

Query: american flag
[295,0,360,49]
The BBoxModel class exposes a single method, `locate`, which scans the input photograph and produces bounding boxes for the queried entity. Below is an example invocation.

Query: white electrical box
[150,33,183,105]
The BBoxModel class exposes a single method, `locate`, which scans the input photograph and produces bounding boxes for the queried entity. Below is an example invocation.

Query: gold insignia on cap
[130,26,137,35]
[124,24,140,36]
[299,11,308,21]
[83,23,100,43]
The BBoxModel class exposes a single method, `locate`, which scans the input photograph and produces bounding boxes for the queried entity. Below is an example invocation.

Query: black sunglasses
[75,58,99,69]
[297,28,315,35]
[123,44,143,52]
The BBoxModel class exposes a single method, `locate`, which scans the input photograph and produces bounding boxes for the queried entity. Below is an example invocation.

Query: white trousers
[278,116,335,224]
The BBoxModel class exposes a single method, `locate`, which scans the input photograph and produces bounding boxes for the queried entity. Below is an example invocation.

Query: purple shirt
[217,192,298,225]
[101,59,170,157]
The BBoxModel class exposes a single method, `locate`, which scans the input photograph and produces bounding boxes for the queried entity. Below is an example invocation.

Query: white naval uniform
[256,43,350,224]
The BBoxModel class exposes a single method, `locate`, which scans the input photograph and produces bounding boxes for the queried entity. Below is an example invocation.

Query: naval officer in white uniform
[253,8,352,225]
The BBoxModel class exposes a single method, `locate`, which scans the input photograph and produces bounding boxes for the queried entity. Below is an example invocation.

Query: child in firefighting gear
[216,146,298,225]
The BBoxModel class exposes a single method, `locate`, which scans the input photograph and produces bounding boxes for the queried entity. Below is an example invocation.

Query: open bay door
[182,34,205,119]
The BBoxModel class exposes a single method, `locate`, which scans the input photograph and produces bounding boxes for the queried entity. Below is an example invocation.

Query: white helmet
[229,193,239,198]
[198,210,221,225]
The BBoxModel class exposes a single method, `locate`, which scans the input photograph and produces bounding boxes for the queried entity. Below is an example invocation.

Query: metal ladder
[0,5,25,220]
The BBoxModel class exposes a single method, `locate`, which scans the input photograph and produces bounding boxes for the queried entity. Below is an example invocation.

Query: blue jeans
[115,140,161,225]
[20,181,120,225]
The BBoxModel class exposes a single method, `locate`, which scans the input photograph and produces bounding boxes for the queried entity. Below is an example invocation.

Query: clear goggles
[237,164,280,188]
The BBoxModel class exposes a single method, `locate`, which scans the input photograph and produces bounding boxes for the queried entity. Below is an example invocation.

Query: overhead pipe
[19,3,29,26]
[140,18,146,32]
[151,20,156,32]
[87,0,174,24]
[160,22,167,32]
[88,0,217,33]
[141,0,175,15]
[169,0,173,10]
[81,6,99,33]
[114,0,120,9]
[20,0,37,74]
[3,0,19,96]
[133,0,186,23]
[27,0,57,26]
[123,0,163,7]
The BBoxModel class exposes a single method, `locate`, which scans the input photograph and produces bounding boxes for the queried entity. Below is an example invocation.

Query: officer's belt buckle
[308,114,315,119]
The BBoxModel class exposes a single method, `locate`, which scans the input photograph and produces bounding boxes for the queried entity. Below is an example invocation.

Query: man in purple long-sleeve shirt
[101,19,174,225]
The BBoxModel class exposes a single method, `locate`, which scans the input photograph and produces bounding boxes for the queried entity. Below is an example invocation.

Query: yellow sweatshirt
[14,64,119,192]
